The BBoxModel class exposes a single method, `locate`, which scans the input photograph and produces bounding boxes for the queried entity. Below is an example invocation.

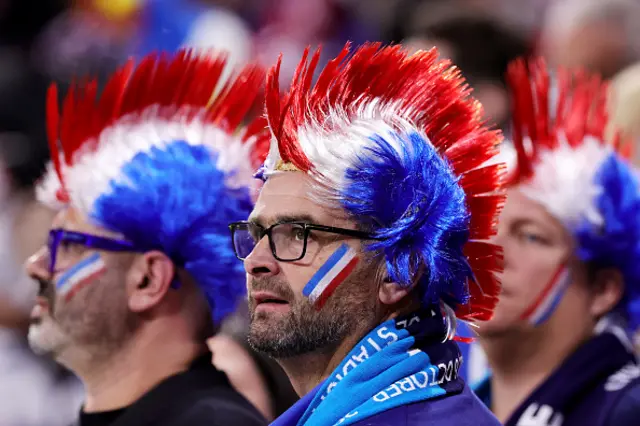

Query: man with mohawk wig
[473,59,640,425]
[230,42,504,425]
[24,49,269,426]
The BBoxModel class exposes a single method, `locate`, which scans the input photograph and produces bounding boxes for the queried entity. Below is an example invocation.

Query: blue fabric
[135,0,205,56]
[351,385,500,426]
[271,310,465,426]
[606,380,640,426]
[575,153,640,330]
[340,130,471,312]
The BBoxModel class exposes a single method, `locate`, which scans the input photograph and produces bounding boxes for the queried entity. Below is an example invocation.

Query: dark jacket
[475,331,640,426]
[73,353,267,426]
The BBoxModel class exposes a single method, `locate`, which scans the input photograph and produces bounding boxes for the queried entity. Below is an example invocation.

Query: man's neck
[71,330,206,413]
[277,331,365,396]
[277,307,412,397]
[480,324,591,423]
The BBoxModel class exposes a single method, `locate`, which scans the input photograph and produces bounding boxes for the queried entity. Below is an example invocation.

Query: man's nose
[25,247,51,281]
[244,237,281,278]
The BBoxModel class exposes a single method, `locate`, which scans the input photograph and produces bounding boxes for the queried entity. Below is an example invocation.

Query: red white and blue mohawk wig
[38,49,268,324]
[260,42,505,325]
[505,58,640,329]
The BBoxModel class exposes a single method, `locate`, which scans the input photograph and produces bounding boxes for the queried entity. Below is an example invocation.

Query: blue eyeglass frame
[47,228,143,274]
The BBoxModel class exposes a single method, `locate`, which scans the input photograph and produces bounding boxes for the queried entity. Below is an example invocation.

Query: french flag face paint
[56,253,107,302]
[520,263,572,326]
[303,243,359,309]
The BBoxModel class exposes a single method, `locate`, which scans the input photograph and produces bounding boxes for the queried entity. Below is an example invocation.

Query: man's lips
[30,297,50,324]
[251,291,290,305]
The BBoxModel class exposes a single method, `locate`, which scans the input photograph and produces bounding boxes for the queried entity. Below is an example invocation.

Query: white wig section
[35,161,65,210]
[263,99,426,194]
[514,135,612,230]
[59,106,256,217]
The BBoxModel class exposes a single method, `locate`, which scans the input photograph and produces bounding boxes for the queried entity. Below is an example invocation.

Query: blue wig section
[93,141,253,325]
[340,131,472,308]
[575,153,640,330]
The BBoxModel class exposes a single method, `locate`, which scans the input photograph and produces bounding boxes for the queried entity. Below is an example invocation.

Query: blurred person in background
[253,0,371,87]
[607,62,640,167]
[392,7,530,134]
[540,0,640,80]
[232,42,504,426]
[209,306,300,421]
[0,49,83,426]
[132,0,253,72]
[474,59,640,425]
[607,64,640,354]
[24,49,268,426]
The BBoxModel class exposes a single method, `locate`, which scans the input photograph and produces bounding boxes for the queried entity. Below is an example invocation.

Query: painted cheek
[302,243,359,310]
[56,253,108,303]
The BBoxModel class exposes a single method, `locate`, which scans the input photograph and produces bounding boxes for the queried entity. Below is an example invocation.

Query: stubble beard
[247,298,354,359]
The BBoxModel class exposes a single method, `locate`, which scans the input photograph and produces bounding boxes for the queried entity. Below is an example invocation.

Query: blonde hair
[607,62,640,165]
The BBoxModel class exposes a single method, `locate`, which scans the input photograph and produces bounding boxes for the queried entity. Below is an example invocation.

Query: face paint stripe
[519,263,567,319]
[307,245,357,301]
[531,277,570,325]
[63,267,107,302]
[303,243,350,297]
[303,243,358,306]
[56,252,102,289]
[521,265,571,325]
[57,254,106,298]
[314,256,360,309]
[57,255,105,294]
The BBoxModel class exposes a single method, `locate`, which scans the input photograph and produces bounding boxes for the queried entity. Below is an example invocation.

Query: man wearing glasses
[229,42,504,426]
[23,50,268,426]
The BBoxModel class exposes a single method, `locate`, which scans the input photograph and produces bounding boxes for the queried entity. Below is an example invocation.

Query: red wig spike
[506,57,618,186]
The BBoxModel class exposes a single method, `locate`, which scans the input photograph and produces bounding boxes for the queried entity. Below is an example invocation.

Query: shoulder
[606,377,640,426]
[352,386,500,426]
[176,395,268,426]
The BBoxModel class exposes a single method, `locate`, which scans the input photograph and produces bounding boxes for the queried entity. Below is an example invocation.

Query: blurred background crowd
[2,0,640,424]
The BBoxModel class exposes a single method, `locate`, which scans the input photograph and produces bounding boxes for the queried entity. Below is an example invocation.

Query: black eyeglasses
[229,221,378,261]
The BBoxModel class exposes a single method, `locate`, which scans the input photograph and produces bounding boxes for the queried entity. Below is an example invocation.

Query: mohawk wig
[38,49,269,324]
[506,58,640,329]
[261,42,505,323]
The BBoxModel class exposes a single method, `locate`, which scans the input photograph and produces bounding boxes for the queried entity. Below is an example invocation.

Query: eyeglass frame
[47,228,143,275]
[228,221,380,262]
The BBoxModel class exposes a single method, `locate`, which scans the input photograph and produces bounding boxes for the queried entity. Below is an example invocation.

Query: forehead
[501,189,564,230]
[51,207,117,238]
[251,172,350,227]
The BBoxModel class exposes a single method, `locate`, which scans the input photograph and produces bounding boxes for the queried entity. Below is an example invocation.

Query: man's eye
[519,231,546,245]
[293,227,306,241]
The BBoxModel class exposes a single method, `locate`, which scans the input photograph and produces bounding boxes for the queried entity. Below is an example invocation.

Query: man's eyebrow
[248,214,318,228]
[274,214,317,225]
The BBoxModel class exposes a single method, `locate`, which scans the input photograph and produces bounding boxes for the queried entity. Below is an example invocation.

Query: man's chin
[475,316,528,340]
[27,320,66,357]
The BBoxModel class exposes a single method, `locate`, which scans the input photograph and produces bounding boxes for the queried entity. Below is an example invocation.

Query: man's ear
[589,268,624,318]
[126,250,176,313]
[377,261,424,306]
[378,277,412,306]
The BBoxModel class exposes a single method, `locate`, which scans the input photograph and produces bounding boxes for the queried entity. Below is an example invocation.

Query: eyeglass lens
[233,223,307,261]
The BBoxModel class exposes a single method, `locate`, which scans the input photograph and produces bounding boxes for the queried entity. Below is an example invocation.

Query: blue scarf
[271,309,464,426]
